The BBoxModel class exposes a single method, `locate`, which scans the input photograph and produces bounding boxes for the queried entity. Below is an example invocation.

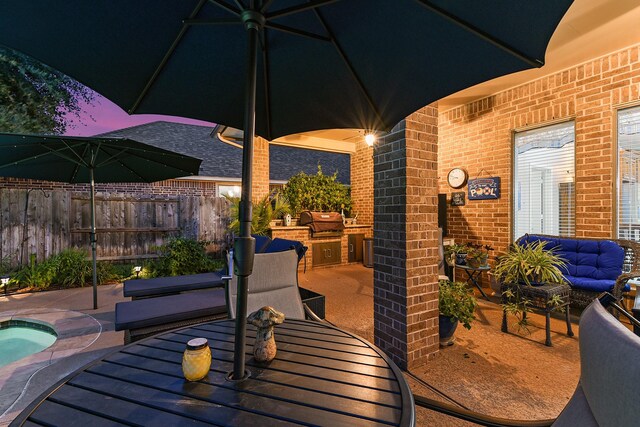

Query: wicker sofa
[516,234,640,307]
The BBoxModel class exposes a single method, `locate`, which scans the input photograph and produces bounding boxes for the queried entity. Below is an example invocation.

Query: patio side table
[501,282,574,346]
[456,264,491,300]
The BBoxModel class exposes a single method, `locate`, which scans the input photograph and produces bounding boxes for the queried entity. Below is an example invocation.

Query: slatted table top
[12,319,415,427]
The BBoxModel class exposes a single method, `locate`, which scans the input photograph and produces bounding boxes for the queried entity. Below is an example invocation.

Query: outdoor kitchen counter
[11,319,415,427]
[271,224,373,269]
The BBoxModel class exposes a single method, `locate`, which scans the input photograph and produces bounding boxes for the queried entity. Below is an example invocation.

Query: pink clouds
[62,91,215,136]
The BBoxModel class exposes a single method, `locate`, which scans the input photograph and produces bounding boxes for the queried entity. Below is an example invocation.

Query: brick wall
[373,104,439,369]
[439,44,640,260]
[351,139,374,225]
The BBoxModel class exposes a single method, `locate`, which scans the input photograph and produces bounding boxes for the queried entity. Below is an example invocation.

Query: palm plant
[226,193,290,236]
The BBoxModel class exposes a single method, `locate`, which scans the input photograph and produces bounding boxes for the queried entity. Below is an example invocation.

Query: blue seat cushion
[263,238,308,261]
[115,289,226,331]
[252,234,272,253]
[519,235,624,281]
[563,275,625,293]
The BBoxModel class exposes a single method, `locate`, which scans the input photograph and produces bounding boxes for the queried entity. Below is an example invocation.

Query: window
[218,184,241,198]
[513,121,575,237]
[617,106,640,241]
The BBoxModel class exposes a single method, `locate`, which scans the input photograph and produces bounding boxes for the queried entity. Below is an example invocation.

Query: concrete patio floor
[0,264,584,426]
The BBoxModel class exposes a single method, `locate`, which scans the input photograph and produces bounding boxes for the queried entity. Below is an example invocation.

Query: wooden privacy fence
[0,189,230,268]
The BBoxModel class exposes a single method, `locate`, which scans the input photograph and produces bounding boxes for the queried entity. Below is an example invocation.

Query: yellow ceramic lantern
[182,338,211,381]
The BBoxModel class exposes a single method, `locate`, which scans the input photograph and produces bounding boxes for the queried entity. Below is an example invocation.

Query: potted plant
[494,240,567,331]
[444,243,469,266]
[465,243,493,268]
[438,279,478,346]
[493,240,566,286]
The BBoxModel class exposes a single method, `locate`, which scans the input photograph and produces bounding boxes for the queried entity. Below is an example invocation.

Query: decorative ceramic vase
[248,306,285,363]
[455,253,467,266]
[439,315,458,347]
[182,338,211,381]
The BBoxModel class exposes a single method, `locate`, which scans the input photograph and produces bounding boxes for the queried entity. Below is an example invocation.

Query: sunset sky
[62,91,216,137]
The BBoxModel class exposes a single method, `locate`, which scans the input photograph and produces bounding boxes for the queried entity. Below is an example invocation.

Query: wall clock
[447,168,468,189]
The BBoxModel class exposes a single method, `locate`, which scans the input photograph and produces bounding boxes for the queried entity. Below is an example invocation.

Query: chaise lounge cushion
[519,234,628,292]
[115,289,226,331]
[123,271,224,298]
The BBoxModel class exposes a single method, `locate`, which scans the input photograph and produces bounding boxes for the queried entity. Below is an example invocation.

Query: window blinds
[618,106,640,241]
[514,121,575,238]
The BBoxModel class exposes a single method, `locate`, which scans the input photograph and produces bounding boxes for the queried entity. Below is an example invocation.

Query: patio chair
[226,249,322,321]
[414,293,640,426]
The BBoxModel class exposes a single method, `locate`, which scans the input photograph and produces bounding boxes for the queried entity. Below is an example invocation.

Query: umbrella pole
[90,167,98,310]
[232,8,262,381]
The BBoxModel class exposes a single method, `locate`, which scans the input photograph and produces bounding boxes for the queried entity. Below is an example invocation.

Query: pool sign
[468,177,501,200]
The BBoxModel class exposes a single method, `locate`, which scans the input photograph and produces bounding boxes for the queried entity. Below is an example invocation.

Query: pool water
[0,325,57,367]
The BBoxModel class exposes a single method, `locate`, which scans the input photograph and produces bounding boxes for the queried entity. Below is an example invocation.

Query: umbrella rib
[97,145,198,176]
[415,0,543,67]
[207,0,242,16]
[266,0,340,20]
[259,0,274,14]
[264,22,330,42]
[129,0,208,114]
[183,18,241,26]
[312,9,387,130]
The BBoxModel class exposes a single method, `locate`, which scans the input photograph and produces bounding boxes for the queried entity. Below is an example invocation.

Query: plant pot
[439,315,459,346]
[455,253,467,266]
[467,255,488,268]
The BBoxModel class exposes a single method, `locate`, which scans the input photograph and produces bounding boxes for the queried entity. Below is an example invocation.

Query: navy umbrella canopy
[0,0,573,379]
[0,133,202,309]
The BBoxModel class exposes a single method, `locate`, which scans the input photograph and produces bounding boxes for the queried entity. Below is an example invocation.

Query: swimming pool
[0,320,57,367]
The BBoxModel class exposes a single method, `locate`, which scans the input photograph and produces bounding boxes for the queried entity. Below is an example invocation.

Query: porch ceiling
[438,0,640,111]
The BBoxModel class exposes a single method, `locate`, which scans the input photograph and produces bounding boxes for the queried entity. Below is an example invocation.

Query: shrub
[151,237,219,277]
[282,165,351,217]
[52,248,92,288]
[13,254,58,289]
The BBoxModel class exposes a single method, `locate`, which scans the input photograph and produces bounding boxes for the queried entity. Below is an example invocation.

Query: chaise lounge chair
[122,235,303,299]
[116,237,313,343]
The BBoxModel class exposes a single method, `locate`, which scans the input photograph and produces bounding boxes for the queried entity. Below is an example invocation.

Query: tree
[0,47,93,134]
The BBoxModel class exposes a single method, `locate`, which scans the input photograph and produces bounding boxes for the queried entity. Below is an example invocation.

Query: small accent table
[501,282,574,346]
[456,264,491,300]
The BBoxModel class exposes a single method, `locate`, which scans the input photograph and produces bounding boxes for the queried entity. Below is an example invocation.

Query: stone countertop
[270,224,371,231]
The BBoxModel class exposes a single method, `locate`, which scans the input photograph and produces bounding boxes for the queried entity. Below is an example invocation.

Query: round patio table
[11,318,415,426]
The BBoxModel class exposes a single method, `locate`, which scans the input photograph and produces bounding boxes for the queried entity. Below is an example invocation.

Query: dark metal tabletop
[11,318,415,427]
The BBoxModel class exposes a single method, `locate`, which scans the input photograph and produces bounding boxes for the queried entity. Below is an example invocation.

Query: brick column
[251,136,270,201]
[350,140,374,225]
[373,104,439,369]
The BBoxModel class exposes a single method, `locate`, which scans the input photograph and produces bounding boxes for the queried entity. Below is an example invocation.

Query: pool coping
[0,308,101,420]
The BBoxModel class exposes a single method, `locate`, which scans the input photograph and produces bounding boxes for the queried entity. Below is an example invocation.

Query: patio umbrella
[0,0,573,379]
[0,133,202,309]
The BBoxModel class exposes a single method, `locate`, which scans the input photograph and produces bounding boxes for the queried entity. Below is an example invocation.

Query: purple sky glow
[62,91,215,136]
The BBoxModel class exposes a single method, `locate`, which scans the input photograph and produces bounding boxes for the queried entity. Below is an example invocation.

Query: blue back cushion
[263,238,308,262]
[519,235,624,281]
[252,234,272,253]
